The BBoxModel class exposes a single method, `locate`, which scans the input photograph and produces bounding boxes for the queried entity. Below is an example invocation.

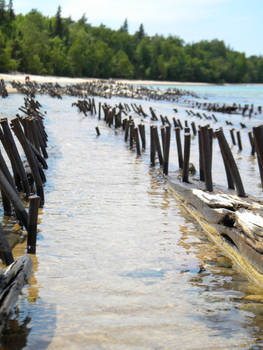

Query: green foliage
[0,5,262,82]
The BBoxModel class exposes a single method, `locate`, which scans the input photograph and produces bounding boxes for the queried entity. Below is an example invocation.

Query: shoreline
[0,72,214,86]
[1,72,263,87]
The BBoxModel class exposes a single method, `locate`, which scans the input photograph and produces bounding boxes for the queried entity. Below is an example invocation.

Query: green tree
[54,5,63,38]
[112,49,134,78]
[119,18,128,33]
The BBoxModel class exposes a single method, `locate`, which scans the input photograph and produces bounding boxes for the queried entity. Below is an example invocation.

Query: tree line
[0,2,263,83]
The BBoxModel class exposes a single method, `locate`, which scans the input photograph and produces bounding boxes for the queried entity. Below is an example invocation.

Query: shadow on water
[0,300,56,350]
[0,255,57,350]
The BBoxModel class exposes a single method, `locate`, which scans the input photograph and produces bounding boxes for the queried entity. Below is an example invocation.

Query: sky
[14,0,262,57]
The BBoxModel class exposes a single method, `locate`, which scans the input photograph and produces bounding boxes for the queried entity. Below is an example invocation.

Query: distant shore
[1,73,262,95]
[0,72,214,93]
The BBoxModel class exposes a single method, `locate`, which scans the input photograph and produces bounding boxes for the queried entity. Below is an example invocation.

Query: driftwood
[236,209,263,239]
[0,255,32,331]
[167,174,263,284]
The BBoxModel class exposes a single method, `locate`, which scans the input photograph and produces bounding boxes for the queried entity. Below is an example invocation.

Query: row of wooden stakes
[0,97,49,266]
[73,97,263,200]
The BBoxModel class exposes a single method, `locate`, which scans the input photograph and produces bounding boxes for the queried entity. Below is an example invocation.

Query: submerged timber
[167,174,263,286]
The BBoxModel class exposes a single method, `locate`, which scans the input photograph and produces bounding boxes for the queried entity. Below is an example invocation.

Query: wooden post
[27,195,40,254]
[221,148,235,190]
[138,124,146,150]
[98,102,101,120]
[0,169,28,228]
[175,127,183,169]
[215,128,246,197]
[236,130,242,151]
[163,126,171,175]
[35,119,48,158]
[200,126,213,192]
[0,119,30,196]
[172,118,178,127]
[33,119,48,159]
[1,191,11,216]
[248,131,255,156]
[124,119,130,142]
[198,130,204,181]
[134,128,141,156]
[129,122,134,150]
[153,127,163,166]
[0,149,17,192]
[177,119,183,130]
[92,98,96,114]
[253,126,263,189]
[182,133,191,183]
[0,224,14,266]
[191,121,197,136]
[11,118,45,206]
[150,126,156,166]
[230,128,236,145]
[160,127,166,154]
[95,126,100,136]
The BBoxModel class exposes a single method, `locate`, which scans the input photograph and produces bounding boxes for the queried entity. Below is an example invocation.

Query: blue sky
[14,0,262,57]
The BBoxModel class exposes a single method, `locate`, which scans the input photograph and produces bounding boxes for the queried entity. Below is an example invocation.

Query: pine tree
[136,24,145,40]
[120,18,128,33]
[54,5,63,38]
[0,0,6,24]
[7,0,14,20]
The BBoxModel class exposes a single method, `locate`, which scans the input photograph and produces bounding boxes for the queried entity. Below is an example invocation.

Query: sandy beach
[0,72,213,93]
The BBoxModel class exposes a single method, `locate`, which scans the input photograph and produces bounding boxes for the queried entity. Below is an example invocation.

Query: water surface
[1,89,263,349]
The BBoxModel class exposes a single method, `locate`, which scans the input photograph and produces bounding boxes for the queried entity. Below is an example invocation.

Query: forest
[0,1,263,83]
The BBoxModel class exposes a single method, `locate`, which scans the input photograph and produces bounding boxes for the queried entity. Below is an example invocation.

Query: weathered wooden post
[0,224,14,266]
[182,133,191,183]
[134,128,141,156]
[11,118,45,206]
[98,102,101,120]
[198,130,205,181]
[0,119,30,196]
[163,126,171,175]
[27,195,40,254]
[150,126,156,166]
[236,130,242,151]
[124,119,130,142]
[215,128,246,197]
[175,127,183,169]
[191,121,197,136]
[95,126,100,136]
[172,117,178,127]
[0,169,28,228]
[33,119,48,159]
[253,126,263,189]
[138,124,146,150]
[153,127,163,166]
[177,119,183,130]
[248,131,255,156]
[129,122,134,150]
[200,126,213,192]
[230,128,236,145]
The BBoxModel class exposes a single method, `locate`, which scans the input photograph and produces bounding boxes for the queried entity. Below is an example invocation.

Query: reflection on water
[1,93,263,348]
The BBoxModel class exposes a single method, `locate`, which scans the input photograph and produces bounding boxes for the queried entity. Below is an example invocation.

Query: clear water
[1,86,263,349]
[148,83,263,106]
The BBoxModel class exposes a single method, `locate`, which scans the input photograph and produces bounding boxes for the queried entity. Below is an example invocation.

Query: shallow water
[1,89,263,349]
